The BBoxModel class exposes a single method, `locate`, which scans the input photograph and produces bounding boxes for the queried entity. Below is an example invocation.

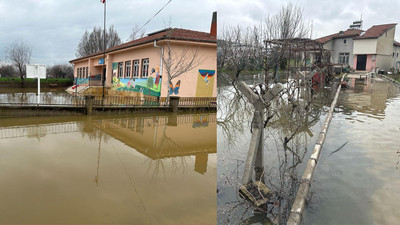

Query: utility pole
[101,0,107,103]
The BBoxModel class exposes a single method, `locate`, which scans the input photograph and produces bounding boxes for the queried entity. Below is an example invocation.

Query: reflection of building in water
[94,114,216,174]
[342,78,399,116]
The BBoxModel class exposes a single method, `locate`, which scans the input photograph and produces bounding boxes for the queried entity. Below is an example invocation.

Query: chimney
[210,11,217,37]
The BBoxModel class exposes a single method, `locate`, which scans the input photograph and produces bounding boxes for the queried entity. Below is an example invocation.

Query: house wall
[332,37,355,66]
[392,45,400,70]
[376,27,395,55]
[376,55,392,71]
[353,54,376,71]
[158,42,217,98]
[353,39,378,54]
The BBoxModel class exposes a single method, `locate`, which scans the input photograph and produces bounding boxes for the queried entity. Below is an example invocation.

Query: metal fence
[93,95,162,107]
[0,93,85,106]
[0,92,216,108]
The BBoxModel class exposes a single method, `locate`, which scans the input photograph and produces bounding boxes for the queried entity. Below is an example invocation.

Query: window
[397,53,399,58]
[125,61,131,78]
[83,67,86,79]
[141,58,149,77]
[393,52,395,58]
[118,62,124,78]
[76,68,79,78]
[133,60,139,78]
[86,67,89,78]
[79,68,82,78]
[338,52,349,64]
[343,39,346,44]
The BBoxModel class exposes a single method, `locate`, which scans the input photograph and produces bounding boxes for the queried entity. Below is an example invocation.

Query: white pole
[37,65,40,104]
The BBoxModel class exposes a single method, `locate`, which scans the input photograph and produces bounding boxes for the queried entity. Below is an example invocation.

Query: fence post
[169,96,180,113]
[85,95,94,115]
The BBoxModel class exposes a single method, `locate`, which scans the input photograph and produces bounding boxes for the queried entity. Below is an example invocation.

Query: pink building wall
[71,40,216,98]
[353,54,376,71]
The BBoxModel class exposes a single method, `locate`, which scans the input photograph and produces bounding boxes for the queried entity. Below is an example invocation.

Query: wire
[137,0,172,35]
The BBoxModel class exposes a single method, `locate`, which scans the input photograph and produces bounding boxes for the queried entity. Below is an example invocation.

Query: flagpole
[102,0,106,102]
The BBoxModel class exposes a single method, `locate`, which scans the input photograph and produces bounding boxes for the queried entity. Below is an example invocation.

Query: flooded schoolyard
[217,75,400,224]
[0,110,216,224]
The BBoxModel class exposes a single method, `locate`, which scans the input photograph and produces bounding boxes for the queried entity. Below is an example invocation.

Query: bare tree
[76,25,122,58]
[47,64,74,79]
[128,24,146,41]
[162,37,204,100]
[5,41,32,83]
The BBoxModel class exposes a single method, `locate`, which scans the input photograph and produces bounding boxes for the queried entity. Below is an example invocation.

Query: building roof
[70,28,216,63]
[354,23,397,39]
[315,29,363,44]
[394,41,400,46]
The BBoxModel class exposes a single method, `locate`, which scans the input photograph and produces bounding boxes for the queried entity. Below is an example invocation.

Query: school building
[69,12,217,98]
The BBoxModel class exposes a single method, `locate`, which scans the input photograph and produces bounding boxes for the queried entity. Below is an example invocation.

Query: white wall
[353,39,378,54]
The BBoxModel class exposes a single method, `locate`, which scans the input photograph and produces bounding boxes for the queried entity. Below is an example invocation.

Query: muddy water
[0,112,216,224]
[303,77,400,225]
[217,76,400,224]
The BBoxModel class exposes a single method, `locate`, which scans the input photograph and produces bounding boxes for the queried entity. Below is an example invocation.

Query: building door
[356,55,367,70]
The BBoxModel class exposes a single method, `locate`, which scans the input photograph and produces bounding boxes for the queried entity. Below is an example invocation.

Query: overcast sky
[1,0,399,65]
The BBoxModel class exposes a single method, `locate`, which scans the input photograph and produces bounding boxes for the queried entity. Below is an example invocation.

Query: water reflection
[0,113,216,224]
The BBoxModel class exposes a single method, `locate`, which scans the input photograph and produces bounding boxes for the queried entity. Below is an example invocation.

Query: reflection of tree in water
[144,122,191,182]
[218,74,330,224]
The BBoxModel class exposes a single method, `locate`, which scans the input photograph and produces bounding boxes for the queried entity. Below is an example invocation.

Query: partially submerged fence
[0,93,216,116]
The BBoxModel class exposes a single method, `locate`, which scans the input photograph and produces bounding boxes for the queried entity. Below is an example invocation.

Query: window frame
[125,61,131,78]
[133,59,140,78]
[118,62,124,78]
[141,58,149,78]
[338,52,349,64]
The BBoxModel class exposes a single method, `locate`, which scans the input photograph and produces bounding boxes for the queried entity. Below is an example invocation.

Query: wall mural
[169,80,181,95]
[75,78,89,86]
[111,66,161,97]
[195,69,215,97]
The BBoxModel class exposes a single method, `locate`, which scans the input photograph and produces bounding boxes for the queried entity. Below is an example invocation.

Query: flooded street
[217,76,400,224]
[0,112,216,224]
[303,77,400,225]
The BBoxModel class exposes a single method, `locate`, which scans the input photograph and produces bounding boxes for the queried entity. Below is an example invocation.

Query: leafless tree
[162,36,204,100]
[47,64,74,79]
[76,25,122,58]
[128,24,146,41]
[4,41,32,83]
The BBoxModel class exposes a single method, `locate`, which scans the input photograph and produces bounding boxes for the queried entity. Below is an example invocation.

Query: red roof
[70,28,216,63]
[316,29,363,44]
[354,23,397,39]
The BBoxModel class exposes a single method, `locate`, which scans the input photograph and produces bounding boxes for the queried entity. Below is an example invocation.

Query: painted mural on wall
[195,69,215,97]
[75,78,89,86]
[169,80,181,95]
[111,66,161,97]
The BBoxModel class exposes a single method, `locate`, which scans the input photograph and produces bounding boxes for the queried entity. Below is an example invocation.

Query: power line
[136,0,172,36]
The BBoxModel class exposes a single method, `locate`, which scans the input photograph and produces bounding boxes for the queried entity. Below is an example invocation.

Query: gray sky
[0,0,217,65]
[1,0,399,65]
[217,0,400,41]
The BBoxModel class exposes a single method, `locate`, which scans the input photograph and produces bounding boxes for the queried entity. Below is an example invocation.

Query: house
[353,23,397,71]
[69,12,217,98]
[316,22,399,72]
[316,28,363,67]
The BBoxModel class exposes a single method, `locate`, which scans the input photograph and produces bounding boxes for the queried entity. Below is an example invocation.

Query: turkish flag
[100,0,105,3]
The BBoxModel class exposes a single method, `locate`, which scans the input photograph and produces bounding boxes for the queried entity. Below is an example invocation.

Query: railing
[0,93,216,109]
[93,95,162,107]
[0,93,85,106]
[175,97,217,107]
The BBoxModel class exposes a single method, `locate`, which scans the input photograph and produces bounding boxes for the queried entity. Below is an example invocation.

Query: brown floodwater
[0,112,216,224]
[217,75,400,224]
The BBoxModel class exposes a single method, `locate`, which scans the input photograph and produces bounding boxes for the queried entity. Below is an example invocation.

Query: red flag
[100,0,105,3]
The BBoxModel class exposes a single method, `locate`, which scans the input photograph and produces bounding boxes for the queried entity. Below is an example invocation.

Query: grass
[0,77,73,83]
